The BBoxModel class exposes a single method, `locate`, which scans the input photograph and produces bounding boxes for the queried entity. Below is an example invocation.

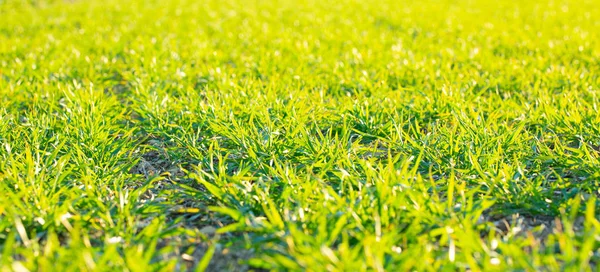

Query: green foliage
[1,0,600,270]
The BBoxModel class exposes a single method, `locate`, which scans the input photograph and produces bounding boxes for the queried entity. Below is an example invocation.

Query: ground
[1,0,600,270]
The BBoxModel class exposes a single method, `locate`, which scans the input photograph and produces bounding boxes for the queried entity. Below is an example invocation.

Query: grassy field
[1,0,600,270]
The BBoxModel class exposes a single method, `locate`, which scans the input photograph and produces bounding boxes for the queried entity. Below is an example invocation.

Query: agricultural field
[1,0,600,270]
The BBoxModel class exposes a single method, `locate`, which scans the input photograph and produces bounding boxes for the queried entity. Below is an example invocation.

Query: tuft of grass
[1,0,600,270]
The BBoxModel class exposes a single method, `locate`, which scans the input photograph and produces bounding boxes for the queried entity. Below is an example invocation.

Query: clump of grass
[1,0,600,270]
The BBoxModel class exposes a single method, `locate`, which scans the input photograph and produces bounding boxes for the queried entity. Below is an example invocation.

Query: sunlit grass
[1,0,600,270]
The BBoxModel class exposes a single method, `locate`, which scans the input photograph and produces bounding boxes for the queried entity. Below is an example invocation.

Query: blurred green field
[1,0,600,270]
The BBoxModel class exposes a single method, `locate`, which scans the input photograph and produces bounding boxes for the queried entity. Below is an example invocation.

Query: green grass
[1,0,600,270]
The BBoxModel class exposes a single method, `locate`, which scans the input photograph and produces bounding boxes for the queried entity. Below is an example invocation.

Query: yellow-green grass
[1,0,600,270]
